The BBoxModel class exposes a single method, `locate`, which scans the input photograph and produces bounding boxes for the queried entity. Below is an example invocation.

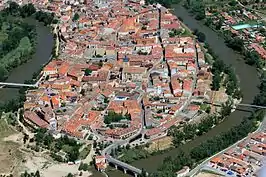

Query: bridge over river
[0,82,38,88]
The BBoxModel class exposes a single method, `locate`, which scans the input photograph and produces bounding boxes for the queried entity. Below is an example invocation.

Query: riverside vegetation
[31,128,87,163]
[0,1,56,82]
[117,34,242,169]
[0,2,56,114]
[114,1,265,175]
[184,0,266,69]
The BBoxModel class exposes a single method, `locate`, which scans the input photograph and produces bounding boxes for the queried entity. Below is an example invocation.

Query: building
[122,66,147,82]
[176,166,190,177]
[95,155,107,172]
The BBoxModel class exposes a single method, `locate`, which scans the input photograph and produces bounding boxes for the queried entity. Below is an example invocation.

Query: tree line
[169,98,233,148]
[0,1,57,82]
[149,109,264,177]
[184,0,265,69]
[3,2,57,25]
[253,73,266,106]
[33,128,82,162]
[149,58,266,176]
[20,171,40,177]
[184,0,206,20]
[202,41,242,99]
[104,111,131,124]
[145,0,181,8]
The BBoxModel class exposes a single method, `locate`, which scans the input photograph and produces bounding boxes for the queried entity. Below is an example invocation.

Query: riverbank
[189,111,266,177]
[100,3,260,176]
[127,3,260,173]
[0,19,53,104]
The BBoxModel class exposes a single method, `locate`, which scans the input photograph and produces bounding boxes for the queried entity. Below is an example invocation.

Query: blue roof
[123,55,129,62]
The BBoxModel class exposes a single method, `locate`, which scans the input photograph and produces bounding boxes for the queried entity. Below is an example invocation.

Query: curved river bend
[0,19,53,104]
[108,4,260,176]
[0,8,259,177]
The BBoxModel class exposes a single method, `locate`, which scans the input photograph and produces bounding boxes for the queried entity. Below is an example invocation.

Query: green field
[79,144,91,160]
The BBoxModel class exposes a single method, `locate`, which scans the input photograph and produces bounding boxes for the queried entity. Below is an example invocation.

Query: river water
[0,6,260,177]
[0,19,53,104]
[108,4,260,176]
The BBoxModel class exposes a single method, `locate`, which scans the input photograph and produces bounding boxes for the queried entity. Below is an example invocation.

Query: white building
[176,166,190,177]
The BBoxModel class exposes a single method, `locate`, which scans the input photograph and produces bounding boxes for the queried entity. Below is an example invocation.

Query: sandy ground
[0,140,22,175]
[0,120,24,176]
[213,88,228,104]
[147,136,172,152]
[0,125,94,177]
[24,155,93,177]
[195,172,222,177]
[3,132,24,143]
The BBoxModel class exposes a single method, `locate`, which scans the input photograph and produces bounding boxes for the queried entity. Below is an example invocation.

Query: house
[24,111,49,129]
[171,77,182,97]
[95,156,107,172]
[105,126,139,139]
[122,66,147,82]
[43,62,57,77]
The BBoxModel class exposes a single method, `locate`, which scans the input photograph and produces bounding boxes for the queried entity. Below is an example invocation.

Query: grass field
[147,136,173,152]
[79,144,91,160]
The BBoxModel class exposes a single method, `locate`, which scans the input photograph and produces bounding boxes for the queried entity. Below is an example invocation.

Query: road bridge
[106,154,142,176]
[102,130,145,176]
[205,101,266,109]
[0,82,38,88]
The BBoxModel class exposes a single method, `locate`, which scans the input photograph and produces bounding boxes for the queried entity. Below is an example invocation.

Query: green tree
[204,17,212,27]
[245,51,261,68]
[211,71,221,91]
[72,13,80,21]
[172,131,184,146]
[20,3,36,17]
[7,1,20,16]
[215,19,223,30]
[35,170,40,177]
[126,144,130,149]
[226,37,244,52]
[197,32,206,42]
[84,68,92,76]
[220,99,233,118]
[68,147,79,162]
[66,173,74,177]
[140,168,147,177]
[0,65,8,81]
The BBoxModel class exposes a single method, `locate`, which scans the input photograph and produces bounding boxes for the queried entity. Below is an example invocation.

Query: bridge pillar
[124,169,127,174]
[134,173,138,177]
[115,165,118,169]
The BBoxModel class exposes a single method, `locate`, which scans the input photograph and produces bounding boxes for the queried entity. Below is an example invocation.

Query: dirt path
[195,172,222,177]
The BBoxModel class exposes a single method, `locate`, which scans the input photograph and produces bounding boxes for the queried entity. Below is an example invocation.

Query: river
[0,6,259,177]
[107,3,260,176]
[0,18,53,104]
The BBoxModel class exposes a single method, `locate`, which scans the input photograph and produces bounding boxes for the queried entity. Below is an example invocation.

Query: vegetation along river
[0,19,53,104]
[0,4,260,177]
[108,3,261,176]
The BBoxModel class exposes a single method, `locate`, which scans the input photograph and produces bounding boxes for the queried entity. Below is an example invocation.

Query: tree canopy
[104,111,131,124]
